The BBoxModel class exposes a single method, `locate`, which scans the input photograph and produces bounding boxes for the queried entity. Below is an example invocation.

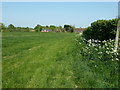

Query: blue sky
[2,2,118,28]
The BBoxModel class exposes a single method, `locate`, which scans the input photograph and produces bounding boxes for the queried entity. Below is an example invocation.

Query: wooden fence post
[114,19,120,52]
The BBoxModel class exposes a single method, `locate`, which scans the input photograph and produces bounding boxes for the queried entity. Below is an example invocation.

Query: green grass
[2,32,119,88]
[2,32,76,88]
[73,36,119,88]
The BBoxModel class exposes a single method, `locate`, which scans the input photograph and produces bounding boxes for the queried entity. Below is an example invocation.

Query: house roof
[74,28,84,32]
[41,29,52,31]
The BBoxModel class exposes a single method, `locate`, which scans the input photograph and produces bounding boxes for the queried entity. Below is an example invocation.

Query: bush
[73,35,119,87]
[83,19,119,41]
[75,36,119,62]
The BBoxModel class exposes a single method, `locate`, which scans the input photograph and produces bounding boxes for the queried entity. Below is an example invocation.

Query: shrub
[73,35,119,87]
[76,36,119,62]
[83,19,119,41]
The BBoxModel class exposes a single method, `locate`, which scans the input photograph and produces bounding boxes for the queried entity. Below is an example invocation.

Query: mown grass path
[2,32,76,88]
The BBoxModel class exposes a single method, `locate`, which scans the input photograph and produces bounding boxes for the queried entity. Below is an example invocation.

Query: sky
[2,2,118,28]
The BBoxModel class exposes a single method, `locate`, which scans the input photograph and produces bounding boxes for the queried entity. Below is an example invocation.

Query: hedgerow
[83,19,119,41]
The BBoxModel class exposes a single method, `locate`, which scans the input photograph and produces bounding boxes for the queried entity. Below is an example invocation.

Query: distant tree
[46,25,49,28]
[64,25,69,31]
[0,23,6,32]
[8,24,15,32]
[50,25,55,31]
[64,25,74,32]
[42,26,45,29]
[34,24,42,32]
[15,27,21,32]
[24,27,30,32]
[14,26,30,32]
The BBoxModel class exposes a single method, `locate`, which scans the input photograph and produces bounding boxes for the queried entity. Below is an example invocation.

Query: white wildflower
[99,45,102,48]
[94,40,98,43]
[110,51,114,54]
[106,51,109,54]
[92,43,95,47]
[95,48,98,51]
[113,50,117,53]
[116,58,119,61]
[111,48,114,50]
[88,44,91,46]
[98,40,101,43]
[112,59,114,61]
[105,43,108,46]
[102,40,106,43]
[98,52,102,54]
[116,53,119,55]
[88,39,92,44]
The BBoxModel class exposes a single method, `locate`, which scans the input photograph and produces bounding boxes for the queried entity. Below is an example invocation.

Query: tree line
[0,23,75,32]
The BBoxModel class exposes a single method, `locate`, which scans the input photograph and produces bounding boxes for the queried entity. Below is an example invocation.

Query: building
[74,28,84,33]
[41,29,52,32]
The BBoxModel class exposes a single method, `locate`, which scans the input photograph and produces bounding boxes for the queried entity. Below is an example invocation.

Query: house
[41,29,52,32]
[74,28,84,33]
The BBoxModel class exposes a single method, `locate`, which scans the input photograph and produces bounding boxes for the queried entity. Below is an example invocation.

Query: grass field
[2,32,76,88]
[2,32,119,88]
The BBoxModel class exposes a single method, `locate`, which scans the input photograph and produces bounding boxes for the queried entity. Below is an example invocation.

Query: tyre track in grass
[3,40,62,88]
[26,38,75,88]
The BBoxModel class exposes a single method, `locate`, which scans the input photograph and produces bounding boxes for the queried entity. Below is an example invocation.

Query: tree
[34,24,43,32]
[64,25,74,32]
[0,23,6,32]
[8,24,15,32]
[50,25,55,31]
[15,27,21,32]
[46,25,49,28]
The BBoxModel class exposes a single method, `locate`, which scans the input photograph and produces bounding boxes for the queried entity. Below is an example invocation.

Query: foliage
[34,24,43,32]
[76,36,119,62]
[64,25,74,32]
[1,23,74,32]
[1,24,32,32]
[73,35,119,88]
[8,24,15,32]
[83,19,119,41]
[15,27,30,32]
[0,23,6,32]
[49,25,55,31]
